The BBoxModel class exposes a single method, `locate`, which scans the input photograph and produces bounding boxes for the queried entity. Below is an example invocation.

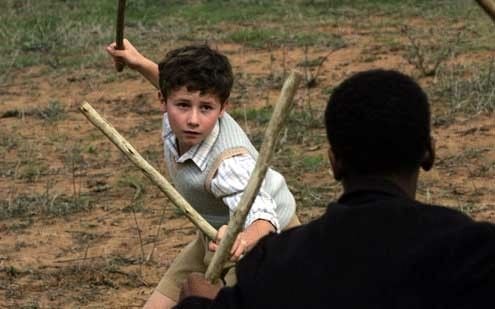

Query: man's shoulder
[270,213,328,244]
[238,215,326,270]
[412,200,475,224]
[344,193,475,225]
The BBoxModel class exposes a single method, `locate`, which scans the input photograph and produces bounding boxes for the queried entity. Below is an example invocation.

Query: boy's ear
[157,91,166,103]
[219,101,229,117]
[328,147,343,181]
[157,91,167,113]
[420,136,435,171]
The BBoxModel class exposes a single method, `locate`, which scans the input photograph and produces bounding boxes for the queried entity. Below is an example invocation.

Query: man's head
[325,69,434,181]
[158,44,234,105]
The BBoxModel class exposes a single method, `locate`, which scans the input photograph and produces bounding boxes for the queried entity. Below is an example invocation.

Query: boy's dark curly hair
[325,69,431,175]
[158,45,234,104]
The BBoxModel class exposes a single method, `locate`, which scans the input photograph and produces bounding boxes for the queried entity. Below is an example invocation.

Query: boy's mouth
[183,130,200,136]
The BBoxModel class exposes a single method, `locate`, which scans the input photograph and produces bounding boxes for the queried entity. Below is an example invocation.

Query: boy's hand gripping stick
[80,102,217,240]
[115,0,126,72]
[205,70,303,283]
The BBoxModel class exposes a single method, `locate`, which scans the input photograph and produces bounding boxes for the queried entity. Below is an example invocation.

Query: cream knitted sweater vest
[164,113,296,229]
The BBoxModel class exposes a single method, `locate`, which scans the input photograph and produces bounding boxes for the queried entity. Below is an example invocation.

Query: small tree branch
[475,0,495,23]
[115,0,126,72]
[145,207,166,263]
[205,70,302,283]
[131,206,145,262]
[80,102,217,240]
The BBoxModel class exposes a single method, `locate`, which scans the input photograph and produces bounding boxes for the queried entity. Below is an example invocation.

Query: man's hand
[208,220,275,261]
[179,273,223,301]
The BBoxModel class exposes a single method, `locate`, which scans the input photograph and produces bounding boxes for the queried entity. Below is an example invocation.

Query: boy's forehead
[168,86,223,103]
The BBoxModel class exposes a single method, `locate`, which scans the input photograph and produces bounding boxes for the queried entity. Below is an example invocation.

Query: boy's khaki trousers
[156,214,301,301]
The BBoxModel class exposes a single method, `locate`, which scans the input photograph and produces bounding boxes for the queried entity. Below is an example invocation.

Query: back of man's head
[158,44,234,104]
[325,69,431,177]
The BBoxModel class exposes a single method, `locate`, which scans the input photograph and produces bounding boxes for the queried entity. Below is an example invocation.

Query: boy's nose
[187,109,200,127]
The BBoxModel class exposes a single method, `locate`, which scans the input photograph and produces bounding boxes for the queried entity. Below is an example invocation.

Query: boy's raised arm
[106,39,159,89]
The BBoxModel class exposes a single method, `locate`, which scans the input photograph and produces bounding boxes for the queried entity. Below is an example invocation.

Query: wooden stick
[79,102,217,240]
[115,0,126,72]
[205,70,303,283]
[476,0,495,22]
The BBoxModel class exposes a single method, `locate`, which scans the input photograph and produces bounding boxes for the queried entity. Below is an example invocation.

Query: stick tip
[80,101,92,112]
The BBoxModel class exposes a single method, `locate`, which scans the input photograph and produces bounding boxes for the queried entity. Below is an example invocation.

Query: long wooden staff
[115,0,126,72]
[80,102,217,240]
[475,0,495,22]
[205,70,302,283]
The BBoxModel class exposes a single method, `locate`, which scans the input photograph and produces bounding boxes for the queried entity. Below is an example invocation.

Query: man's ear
[420,136,435,171]
[328,147,343,181]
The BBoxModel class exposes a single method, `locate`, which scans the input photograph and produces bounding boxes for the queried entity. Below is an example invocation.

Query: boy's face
[165,86,226,154]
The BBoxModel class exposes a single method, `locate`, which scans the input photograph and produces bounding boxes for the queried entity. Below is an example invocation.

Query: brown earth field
[1,8,495,309]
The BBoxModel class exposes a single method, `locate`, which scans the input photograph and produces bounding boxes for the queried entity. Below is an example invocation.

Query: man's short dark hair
[325,69,431,175]
[158,44,234,104]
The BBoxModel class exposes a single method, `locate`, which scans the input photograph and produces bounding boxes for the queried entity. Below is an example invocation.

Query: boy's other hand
[208,225,228,253]
[179,272,223,301]
[106,38,144,70]
[208,220,275,262]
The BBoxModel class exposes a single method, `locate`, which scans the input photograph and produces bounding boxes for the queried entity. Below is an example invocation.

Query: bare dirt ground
[1,18,494,309]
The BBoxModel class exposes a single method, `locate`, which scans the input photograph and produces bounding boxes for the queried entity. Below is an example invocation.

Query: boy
[176,69,495,308]
[106,40,299,309]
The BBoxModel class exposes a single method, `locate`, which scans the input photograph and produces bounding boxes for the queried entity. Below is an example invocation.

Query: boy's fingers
[208,241,219,252]
[106,44,126,69]
[229,237,248,261]
[106,43,117,51]
[229,244,236,256]
[106,44,128,58]
[217,226,249,260]
[214,225,227,244]
[106,45,122,58]
[218,225,228,236]
[230,245,245,262]
[110,49,124,57]
[123,38,131,48]
[230,236,241,255]
[210,226,228,252]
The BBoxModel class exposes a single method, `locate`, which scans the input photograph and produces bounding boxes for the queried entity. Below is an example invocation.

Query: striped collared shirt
[162,114,280,231]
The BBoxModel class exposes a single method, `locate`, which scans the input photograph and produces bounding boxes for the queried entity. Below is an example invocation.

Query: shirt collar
[162,113,219,171]
[337,177,410,205]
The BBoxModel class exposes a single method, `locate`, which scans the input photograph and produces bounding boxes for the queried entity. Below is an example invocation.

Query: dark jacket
[177,179,495,308]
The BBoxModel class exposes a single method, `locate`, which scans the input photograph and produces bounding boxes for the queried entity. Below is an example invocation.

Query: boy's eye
[200,105,213,112]
[177,102,189,108]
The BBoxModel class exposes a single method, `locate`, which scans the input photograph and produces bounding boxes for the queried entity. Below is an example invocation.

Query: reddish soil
[1,22,494,308]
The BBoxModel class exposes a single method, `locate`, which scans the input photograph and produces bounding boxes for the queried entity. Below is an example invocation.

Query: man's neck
[342,171,419,200]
